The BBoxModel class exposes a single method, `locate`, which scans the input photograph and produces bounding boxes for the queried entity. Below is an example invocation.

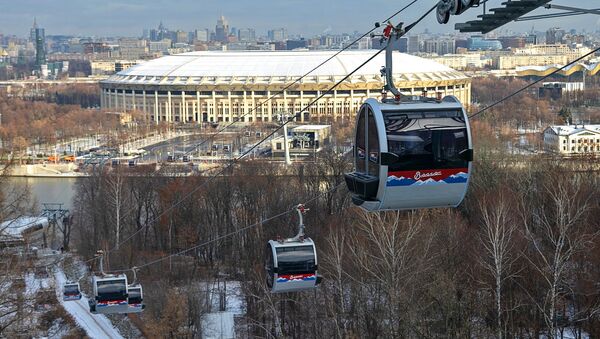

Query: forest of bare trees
[0,93,119,156]
[471,77,600,127]
[0,74,599,337]
[64,144,600,338]
[45,84,101,108]
[32,76,594,338]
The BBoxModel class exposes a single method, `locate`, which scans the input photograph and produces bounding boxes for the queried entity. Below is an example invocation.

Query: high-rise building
[525,34,538,45]
[546,27,565,44]
[195,29,209,42]
[29,17,38,42]
[118,38,148,59]
[408,35,420,54]
[398,37,408,53]
[215,16,229,42]
[357,37,371,50]
[268,28,288,42]
[286,39,307,50]
[497,36,526,49]
[176,30,189,44]
[150,21,170,41]
[467,36,503,51]
[32,19,46,68]
[149,40,172,54]
[238,28,256,42]
[423,39,455,55]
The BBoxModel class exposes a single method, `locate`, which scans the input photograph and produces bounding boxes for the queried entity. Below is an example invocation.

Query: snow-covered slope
[54,270,124,339]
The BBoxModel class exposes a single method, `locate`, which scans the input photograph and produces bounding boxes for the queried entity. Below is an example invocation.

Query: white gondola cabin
[62,282,82,301]
[126,284,145,313]
[344,22,473,211]
[345,96,473,211]
[89,274,129,314]
[265,238,319,293]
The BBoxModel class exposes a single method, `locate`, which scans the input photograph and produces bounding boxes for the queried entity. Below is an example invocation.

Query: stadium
[99,50,471,123]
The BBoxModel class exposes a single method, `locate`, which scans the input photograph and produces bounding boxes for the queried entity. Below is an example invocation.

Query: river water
[5,177,78,212]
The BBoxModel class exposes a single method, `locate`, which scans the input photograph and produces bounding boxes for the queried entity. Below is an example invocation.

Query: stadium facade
[100,50,471,123]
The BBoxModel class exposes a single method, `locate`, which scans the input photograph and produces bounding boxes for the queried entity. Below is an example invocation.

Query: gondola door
[347,105,381,205]
[366,107,381,185]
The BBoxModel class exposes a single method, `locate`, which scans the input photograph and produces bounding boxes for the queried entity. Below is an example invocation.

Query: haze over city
[1,0,600,36]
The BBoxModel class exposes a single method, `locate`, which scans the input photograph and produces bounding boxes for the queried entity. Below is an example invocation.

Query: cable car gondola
[88,252,129,314]
[344,23,473,211]
[126,284,145,313]
[62,282,82,301]
[89,274,129,314]
[265,205,320,293]
[125,268,144,313]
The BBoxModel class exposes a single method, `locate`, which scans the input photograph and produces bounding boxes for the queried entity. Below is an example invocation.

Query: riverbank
[7,164,88,177]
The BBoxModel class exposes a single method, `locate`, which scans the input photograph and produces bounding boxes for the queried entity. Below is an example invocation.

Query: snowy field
[201,281,245,339]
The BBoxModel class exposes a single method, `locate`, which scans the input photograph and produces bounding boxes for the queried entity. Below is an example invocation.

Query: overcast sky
[1,0,599,38]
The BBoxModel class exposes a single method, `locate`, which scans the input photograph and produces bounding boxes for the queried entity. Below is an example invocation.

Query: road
[138,130,272,163]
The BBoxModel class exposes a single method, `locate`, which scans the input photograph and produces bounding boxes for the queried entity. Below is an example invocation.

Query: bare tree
[477,191,520,338]
[347,209,432,338]
[321,221,349,338]
[521,176,595,338]
[104,168,127,248]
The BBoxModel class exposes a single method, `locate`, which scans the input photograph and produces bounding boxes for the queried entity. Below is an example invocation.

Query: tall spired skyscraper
[215,16,229,42]
[32,18,46,68]
[29,17,38,42]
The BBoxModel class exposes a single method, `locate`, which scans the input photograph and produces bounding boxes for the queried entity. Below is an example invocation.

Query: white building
[543,124,600,154]
[100,50,471,124]
[271,125,331,160]
[429,53,492,70]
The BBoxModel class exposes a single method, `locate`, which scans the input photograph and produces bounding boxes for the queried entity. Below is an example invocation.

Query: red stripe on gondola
[98,299,127,305]
[388,168,468,181]
[278,273,316,281]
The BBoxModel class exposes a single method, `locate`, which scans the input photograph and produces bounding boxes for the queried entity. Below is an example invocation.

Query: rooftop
[547,124,600,136]
[0,217,48,242]
[293,125,331,131]
[102,50,468,86]
[517,63,600,77]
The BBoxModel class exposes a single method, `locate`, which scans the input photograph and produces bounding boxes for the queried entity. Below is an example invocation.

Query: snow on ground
[201,281,245,339]
[54,269,124,339]
[25,272,51,296]
[203,312,236,339]
[0,216,49,242]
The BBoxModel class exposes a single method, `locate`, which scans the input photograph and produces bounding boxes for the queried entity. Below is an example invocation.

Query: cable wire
[92,4,437,273]
[111,45,386,252]
[516,11,595,22]
[469,45,600,120]
[65,0,423,258]
[46,3,434,276]
[110,3,436,254]
[105,180,346,274]
[183,0,422,156]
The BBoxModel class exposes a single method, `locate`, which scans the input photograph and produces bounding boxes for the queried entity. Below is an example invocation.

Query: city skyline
[1,0,599,38]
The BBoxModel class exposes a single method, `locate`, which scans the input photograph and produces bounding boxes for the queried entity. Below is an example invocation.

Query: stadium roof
[516,62,600,77]
[103,50,468,86]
